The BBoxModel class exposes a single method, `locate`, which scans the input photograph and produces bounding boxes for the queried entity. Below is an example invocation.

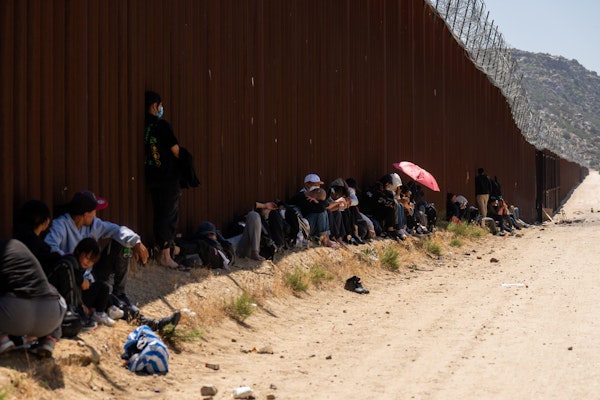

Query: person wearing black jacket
[475,168,492,218]
[288,174,340,248]
[0,239,66,357]
[144,91,182,269]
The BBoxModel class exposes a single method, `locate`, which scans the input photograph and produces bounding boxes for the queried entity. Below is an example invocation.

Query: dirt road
[178,171,600,399]
[3,172,600,400]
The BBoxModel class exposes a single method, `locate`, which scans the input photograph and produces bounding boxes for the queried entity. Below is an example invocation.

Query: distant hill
[512,50,600,169]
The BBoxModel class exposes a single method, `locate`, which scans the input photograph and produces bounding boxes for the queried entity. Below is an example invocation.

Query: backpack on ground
[47,255,84,338]
[121,325,169,374]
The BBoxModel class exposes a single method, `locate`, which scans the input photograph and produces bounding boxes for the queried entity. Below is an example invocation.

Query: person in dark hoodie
[13,200,62,275]
[0,239,66,357]
[144,90,182,269]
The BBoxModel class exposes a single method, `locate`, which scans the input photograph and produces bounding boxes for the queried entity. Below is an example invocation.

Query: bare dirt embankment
[2,171,600,400]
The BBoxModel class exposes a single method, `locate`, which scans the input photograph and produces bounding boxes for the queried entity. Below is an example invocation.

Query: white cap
[304,174,324,184]
[456,195,468,207]
[390,173,402,191]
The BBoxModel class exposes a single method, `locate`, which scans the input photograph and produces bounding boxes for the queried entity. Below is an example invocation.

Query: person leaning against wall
[144,90,182,269]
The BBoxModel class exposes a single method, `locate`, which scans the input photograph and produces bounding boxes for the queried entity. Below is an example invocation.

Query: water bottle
[123,247,132,258]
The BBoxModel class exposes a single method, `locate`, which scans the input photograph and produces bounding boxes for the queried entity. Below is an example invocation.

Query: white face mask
[308,185,320,192]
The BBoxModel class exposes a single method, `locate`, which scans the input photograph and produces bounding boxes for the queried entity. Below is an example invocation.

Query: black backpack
[48,256,84,338]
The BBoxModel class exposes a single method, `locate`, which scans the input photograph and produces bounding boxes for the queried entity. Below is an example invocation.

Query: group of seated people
[445,175,530,236]
[1,191,181,358]
[1,171,528,358]
[172,173,437,270]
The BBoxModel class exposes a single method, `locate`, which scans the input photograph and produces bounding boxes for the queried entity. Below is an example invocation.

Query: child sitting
[73,238,124,326]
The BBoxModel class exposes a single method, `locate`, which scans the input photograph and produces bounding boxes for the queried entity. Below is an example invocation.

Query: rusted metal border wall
[0,0,585,241]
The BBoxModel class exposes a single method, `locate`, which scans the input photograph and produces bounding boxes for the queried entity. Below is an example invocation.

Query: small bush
[379,246,400,271]
[425,240,442,256]
[449,238,463,247]
[162,327,204,348]
[224,291,256,322]
[284,266,309,292]
[309,264,334,287]
[447,221,486,238]
[357,248,378,265]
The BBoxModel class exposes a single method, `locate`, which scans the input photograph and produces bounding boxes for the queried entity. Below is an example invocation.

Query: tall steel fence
[426,0,584,166]
[0,0,585,242]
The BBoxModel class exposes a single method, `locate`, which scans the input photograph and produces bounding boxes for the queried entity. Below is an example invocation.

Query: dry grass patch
[0,226,494,400]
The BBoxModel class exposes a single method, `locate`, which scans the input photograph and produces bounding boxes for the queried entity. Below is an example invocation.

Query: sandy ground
[2,171,600,400]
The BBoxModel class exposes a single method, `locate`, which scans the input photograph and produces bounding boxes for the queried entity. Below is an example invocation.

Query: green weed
[379,246,400,271]
[425,240,442,256]
[447,221,486,238]
[284,266,309,292]
[309,264,334,287]
[224,291,256,322]
[449,238,463,247]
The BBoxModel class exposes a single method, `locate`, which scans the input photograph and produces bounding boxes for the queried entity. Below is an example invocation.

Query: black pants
[93,240,130,296]
[265,210,287,248]
[149,181,181,249]
[82,281,110,312]
[375,204,398,231]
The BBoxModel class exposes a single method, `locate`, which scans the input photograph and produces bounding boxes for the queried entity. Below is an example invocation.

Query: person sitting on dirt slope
[361,174,403,240]
[345,178,371,242]
[44,190,149,317]
[327,178,360,246]
[226,201,289,261]
[288,174,339,248]
[487,196,513,234]
[0,239,66,358]
[13,200,63,275]
[27,192,181,330]
[176,221,236,269]
[446,192,462,223]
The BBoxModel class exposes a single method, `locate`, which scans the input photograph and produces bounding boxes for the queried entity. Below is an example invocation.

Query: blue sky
[483,0,600,74]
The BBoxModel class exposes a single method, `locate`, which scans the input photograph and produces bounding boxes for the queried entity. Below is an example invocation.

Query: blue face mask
[157,105,164,119]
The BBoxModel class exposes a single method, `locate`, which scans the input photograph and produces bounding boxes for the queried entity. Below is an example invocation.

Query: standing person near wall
[475,168,492,219]
[144,91,182,269]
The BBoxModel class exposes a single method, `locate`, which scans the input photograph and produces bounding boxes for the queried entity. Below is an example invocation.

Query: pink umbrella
[393,161,440,192]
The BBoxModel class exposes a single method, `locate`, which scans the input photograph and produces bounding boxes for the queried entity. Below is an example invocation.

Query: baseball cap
[304,174,324,184]
[197,221,217,236]
[69,191,108,215]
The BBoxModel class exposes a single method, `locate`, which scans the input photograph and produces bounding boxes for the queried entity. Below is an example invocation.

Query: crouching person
[0,239,66,357]
[176,221,235,269]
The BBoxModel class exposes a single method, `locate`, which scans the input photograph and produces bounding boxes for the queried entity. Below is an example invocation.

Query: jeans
[305,211,330,238]
[397,202,405,229]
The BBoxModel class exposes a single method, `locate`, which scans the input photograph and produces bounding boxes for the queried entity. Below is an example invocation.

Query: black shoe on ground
[344,276,370,294]
[117,293,140,319]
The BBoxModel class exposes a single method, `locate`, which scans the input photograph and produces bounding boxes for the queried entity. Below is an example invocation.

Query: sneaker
[81,317,98,331]
[117,293,140,319]
[93,312,116,326]
[29,336,56,358]
[0,335,15,354]
[108,305,125,320]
